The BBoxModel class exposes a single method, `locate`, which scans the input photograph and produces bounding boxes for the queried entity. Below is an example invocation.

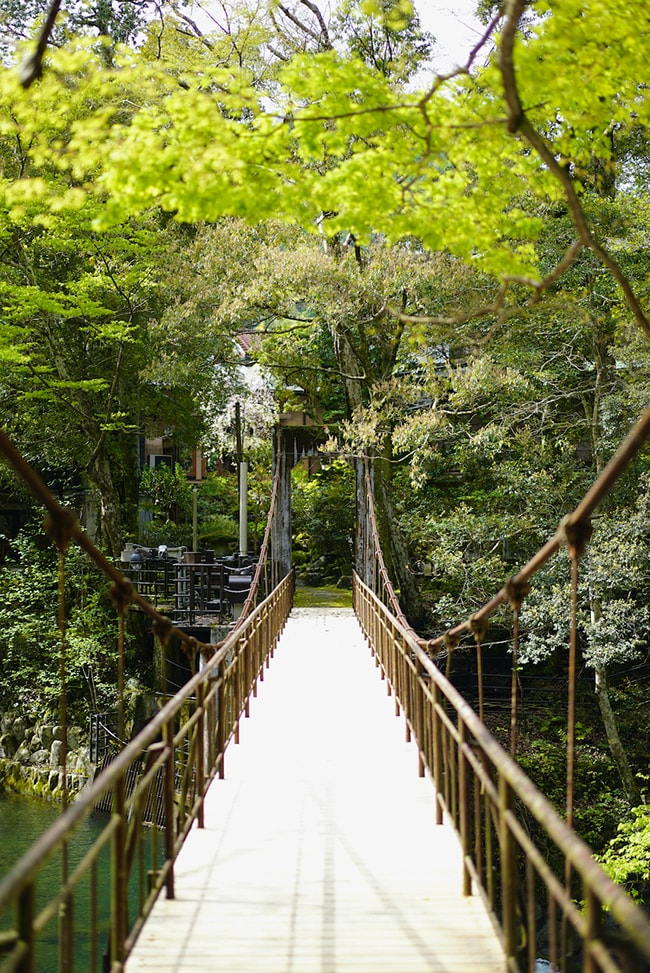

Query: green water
[0,789,112,972]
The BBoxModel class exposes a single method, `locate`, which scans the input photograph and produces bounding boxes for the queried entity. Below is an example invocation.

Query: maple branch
[502,240,585,301]
[420,8,502,103]
[499,0,650,343]
[385,240,590,340]
[19,0,63,89]
[298,0,332,49]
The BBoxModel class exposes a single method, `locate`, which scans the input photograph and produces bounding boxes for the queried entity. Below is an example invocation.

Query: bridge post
[355,456,372,586]
[163,722,176,899]
[458,721,472,896]
[197,682,205,828]
[111,775,128,964]
[17,884,34,973]
[499,775,517,965]
[272,429,293,577]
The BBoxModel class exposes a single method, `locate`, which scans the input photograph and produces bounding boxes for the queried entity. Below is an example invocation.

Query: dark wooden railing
[0,425,292,973]
[0,571,293,973]
[354,573,650,973]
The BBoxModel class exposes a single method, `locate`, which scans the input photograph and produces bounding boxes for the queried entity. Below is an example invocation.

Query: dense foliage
[2,0,650,895]
[292,459,356,582]
[0,522,128,718]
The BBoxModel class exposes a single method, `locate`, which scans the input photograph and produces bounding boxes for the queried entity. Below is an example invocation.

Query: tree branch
[422,8,502,103]
[298,0,332,49]
[168,8,215,49]
[499,0,650,343]
[24,360,96,425]
[502,240,584,301]
[86,341,126,475]
[277,3,323,46]
[268,44,290,62]
[19,0,64,89]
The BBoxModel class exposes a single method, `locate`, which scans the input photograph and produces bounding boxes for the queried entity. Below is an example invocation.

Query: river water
[0,789,112,971]
[0,790,565,973]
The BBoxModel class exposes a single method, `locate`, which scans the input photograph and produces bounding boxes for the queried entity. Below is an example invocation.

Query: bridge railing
[354,572,650,973]
[0,428,293,973]
[360,404,650,818]
[235,457,282,625]
[0,572,293,973]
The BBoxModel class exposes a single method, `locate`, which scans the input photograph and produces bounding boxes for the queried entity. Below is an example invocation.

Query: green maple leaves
[1,2,650,297]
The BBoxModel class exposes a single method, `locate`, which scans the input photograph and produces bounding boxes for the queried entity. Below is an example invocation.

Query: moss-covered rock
[0,713,93,801]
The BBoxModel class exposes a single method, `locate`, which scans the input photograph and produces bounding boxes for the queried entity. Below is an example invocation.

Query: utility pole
[235,402,248,559]
[189,448,203,552]
[192,484,198,552]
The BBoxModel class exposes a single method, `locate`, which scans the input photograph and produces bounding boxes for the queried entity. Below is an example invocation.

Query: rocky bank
[0,713,94,800]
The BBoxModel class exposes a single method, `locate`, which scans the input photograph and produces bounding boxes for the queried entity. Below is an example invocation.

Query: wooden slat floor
[126,607,506,973]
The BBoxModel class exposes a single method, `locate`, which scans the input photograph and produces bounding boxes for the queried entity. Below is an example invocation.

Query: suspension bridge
[2,414,650,973]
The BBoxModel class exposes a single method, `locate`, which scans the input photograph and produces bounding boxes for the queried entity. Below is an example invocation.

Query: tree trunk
[332,326,364,416]
[329,321,425,627]
[87,451,124,556]
[584,327,640,804]
[373,439,425,628]
[594,662,640,805]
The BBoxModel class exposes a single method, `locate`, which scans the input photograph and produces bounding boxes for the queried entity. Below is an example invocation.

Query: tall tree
[0,51,239,551]
[185,218,489,621]
[0,0,156,72]
[4,0,650,588]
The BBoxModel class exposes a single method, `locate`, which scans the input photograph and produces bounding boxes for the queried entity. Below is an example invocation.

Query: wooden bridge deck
[126,608,506,973]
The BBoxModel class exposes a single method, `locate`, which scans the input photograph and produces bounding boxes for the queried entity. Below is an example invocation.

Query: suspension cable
[233,459,281,630]
[424,400,650,652]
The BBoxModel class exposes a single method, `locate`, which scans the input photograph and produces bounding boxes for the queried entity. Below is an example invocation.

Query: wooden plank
[126,608,506,973]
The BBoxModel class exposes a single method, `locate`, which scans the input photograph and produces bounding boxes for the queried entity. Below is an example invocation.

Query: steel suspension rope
[362,455,428,650]
[0,428,213,659]
[233,459,281,630]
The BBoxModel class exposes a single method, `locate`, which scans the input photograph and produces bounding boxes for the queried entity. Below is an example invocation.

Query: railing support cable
[505,579,529,760]
[0,425,293,973]
[424,401,650,654]
[353,571,650,972]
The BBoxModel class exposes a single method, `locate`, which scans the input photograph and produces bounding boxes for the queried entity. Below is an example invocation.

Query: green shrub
[198,474,238,518]
[140,519,191,548]
[292,459,355,580]
[0,522,146,720]
[198,513,239,549]
[140,463,193,517]
[599,806,650,903]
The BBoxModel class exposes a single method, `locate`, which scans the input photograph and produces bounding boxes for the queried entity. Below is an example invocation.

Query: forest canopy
[3,0,650,886]
[2,1,650,624]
